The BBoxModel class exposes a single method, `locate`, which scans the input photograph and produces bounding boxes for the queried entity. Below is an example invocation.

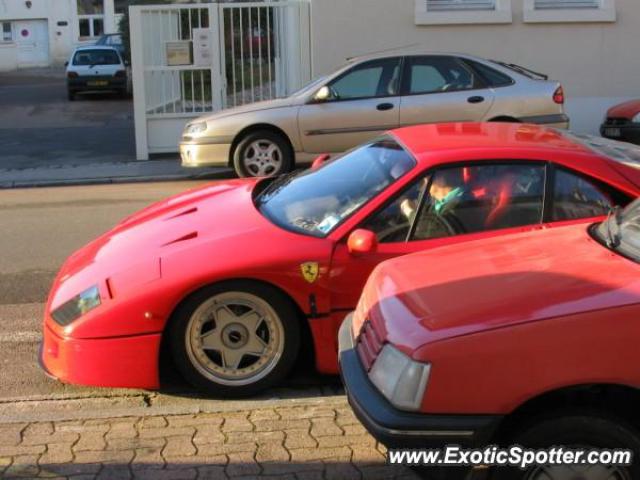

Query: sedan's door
[298,57,402,154]
[399,55,495,126]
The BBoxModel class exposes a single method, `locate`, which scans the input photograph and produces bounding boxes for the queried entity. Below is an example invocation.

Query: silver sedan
[180,52,569,177]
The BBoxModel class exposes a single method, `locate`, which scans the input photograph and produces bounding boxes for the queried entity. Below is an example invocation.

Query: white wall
[0,0,119,69]
[310,0,640,134]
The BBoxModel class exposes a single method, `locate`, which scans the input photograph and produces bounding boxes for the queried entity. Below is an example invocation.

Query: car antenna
[346,43,421,61]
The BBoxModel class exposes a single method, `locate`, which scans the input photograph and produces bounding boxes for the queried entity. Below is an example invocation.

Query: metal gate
[130,1,312,160]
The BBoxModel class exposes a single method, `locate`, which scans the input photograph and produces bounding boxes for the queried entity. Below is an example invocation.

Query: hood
[359,223,640,354]
[607,100,640,120]
[50,178,269,310]
[198,97,296,122]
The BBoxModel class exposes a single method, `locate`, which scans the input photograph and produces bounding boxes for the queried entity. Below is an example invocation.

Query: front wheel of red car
[170,281,301,398]
[490,413,640,480]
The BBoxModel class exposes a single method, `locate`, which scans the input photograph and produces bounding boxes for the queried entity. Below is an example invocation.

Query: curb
[0,169,234,189]
[0,394,348,424]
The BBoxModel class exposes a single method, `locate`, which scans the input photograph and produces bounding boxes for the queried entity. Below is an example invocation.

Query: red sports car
[41,123,640,397]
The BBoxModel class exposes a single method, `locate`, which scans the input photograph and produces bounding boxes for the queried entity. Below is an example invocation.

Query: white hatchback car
[65,45,128,101]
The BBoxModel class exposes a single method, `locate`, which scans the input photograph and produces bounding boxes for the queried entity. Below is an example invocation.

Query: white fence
[130,1,312,160]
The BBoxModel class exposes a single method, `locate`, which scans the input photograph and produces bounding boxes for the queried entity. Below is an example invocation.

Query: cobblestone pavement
[0,398,421,480]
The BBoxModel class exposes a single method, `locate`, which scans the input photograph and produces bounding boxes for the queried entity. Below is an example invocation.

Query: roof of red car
[392,122,591,159]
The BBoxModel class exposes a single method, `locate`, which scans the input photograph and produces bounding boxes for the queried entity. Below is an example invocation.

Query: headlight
[184,121,207,135]
[368,344,431,412]
[633,113,640,124]
[51,285,101,326]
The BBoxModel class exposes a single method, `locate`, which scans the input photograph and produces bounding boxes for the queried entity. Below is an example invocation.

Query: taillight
[114,70,127,78]
[553,86,565,105]
[67,71,78,79]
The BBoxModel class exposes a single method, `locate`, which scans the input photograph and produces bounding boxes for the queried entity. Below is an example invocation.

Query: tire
[490,413,640,480]
[169,281,301,398]
[233,130,293,178]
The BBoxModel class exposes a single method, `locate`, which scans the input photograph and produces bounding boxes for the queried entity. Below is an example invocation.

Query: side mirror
[311,154,330,170]
[347,229,378,256]
[124,60,130,67]
[314,85,332,103]
[64,61,69,67]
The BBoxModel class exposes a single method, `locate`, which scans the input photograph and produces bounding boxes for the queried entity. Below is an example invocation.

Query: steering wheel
[377,222,411,243]
[420,213,465,237]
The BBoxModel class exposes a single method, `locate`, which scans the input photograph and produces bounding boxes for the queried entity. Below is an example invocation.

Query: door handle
[467,96,485,104]
[376,103,395,111]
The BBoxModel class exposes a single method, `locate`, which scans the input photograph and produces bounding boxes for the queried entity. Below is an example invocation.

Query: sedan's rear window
[73,49,120,66]
[464,59,514,87]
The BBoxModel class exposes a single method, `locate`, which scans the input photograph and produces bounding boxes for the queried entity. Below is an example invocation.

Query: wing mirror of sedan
[311,154,330,170]
[347,229,378,256]
[314,86,332,103]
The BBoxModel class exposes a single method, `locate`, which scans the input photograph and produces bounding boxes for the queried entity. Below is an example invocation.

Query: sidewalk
[0,397,419,480]
[0,160,232,189]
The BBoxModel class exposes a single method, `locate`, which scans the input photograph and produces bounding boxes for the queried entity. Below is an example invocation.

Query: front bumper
[600,122,640,145]
[338,313,502,449]
[179,140,232,168]
[40,323,161,389]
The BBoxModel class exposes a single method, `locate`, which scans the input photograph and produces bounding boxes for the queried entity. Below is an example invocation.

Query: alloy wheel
[185,292,285,386]
[243,139,283,177]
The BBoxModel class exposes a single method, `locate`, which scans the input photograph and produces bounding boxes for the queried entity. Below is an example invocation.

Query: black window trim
[399,54,489,98]
[313,56,405,104]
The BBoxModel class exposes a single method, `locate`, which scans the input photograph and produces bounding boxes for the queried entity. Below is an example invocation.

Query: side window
[360,181,425,243]
[552,168,615,221]
[329,58,401,100]
[405,56,476,95]
[464,59,513,87]
[413,164,546,240]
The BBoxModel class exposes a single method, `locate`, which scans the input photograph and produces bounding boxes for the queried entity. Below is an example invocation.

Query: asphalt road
[0,70,136,170]
[0,181,340,417]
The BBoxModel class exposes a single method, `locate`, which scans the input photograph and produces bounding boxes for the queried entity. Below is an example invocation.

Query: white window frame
[77,0,105,40]
[415,0,512,25]
[523,0,616,23]
[1,21,13,43]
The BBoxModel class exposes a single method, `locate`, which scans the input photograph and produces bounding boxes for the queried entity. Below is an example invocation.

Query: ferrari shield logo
[301,262,320,284]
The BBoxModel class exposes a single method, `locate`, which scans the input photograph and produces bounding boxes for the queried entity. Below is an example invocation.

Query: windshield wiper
[604,206,622,248]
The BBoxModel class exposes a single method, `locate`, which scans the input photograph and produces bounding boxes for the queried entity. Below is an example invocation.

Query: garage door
[14,20,49,68]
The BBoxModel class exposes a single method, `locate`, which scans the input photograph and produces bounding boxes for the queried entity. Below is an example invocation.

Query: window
[115,0,129,15]
[412,164,545,240]
[73,49,121,66]
[415,0,512,25]
[2,22,12,43]
[551,168,617,221]
[256,137,415,238]
[524,0,615,22]
[328,58,401,101]
[464,59,514,87]
[77,0,105,39]
[360,181,426,243]
[405,56,476,95]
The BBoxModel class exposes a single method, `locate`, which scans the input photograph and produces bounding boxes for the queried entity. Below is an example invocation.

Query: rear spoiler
[491,60,549,81]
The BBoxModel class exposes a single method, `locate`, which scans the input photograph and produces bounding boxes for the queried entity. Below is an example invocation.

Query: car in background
[601,99,640,145]
[339,196,640,480]
[180,51,569,177]
[95,33,125,57]
[65,46,128,101]
[40,123,640,399]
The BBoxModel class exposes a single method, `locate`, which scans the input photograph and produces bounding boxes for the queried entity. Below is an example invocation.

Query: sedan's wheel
[170,282,300,397]
[491,414,640,480]
[233,130,293,178]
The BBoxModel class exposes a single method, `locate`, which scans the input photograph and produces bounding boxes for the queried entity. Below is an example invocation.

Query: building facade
[310,0,637,133]
[0,0,126,71]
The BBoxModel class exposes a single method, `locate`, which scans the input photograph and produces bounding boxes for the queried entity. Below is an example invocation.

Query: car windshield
[594,199,640,262]
[73,49,120,66]
[256,137,416,237]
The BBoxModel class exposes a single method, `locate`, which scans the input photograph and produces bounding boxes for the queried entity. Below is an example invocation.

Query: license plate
[88,80,108,87]
[604,127,621,138]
